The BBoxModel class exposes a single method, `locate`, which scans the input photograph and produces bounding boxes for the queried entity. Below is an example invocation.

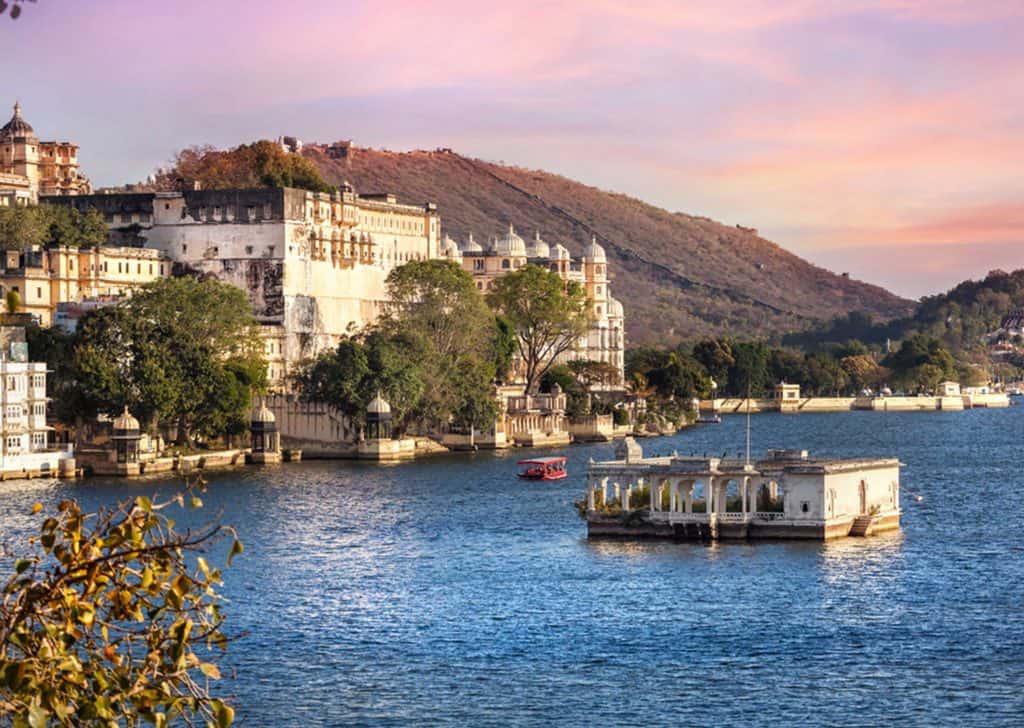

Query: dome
[367,391,392,414]
[112,406,140,432]
[552,243,571,261]
[0,102,35,140]
[526,231,550,259]
[493,224,527,256]
[251,401,276,424]
[459,233,483,253]
[440,235,462,259]
[607,297,624,318]
[582,235,606,263]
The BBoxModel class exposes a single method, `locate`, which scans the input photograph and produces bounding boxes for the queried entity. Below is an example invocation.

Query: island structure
[584,438,901,541]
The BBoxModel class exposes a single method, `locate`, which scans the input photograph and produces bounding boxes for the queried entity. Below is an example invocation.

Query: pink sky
[3,0,1023,298]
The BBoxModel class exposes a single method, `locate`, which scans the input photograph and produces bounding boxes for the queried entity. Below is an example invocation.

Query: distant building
[0,246,169,325]
[0,101,91,204]
[441,226,625,386]
[0,325,75,477]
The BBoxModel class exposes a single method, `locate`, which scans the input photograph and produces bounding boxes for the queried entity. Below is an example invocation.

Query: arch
[690,480,708,513]
[724,479,742,512]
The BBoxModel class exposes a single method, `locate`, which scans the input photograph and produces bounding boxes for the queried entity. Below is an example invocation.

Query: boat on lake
[517,456,568,481]
[695,413,721,424]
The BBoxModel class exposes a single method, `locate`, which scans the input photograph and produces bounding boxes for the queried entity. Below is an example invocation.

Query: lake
[2,408,1023,726]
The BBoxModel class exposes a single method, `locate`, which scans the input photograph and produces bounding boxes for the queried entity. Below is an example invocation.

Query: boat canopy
[517,456,567,466]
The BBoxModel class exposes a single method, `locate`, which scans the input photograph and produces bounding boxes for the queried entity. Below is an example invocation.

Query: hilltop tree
[0,204,108,250]
[0,479,240,726]
[486,264,589,394]
[160,141,334,193]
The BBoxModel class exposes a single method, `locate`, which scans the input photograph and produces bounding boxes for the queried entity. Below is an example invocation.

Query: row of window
[4,433,48,452]
[4,374,45,391]
[4,403,46,418]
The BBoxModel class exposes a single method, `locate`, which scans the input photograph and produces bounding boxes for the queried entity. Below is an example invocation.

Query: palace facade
[48,185,441,385]
[0,246,169,326]
[0,102,91,205]
[441,226,625,386]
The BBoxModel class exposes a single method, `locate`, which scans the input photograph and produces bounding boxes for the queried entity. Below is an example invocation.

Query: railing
[754,512,786,521]
[717,512,750,522]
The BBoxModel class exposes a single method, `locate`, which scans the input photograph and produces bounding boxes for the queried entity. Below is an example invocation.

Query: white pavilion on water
[584,438,901,541]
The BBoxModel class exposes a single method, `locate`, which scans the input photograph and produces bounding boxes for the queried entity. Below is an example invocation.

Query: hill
[303,145,912,346]
[785,268,1024,360]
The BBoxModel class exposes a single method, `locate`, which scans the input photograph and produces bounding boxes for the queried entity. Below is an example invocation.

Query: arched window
[502,259,510,269]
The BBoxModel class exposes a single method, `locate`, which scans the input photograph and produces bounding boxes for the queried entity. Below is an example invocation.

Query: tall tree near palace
[486,264,589,395]
[71,277,266,444]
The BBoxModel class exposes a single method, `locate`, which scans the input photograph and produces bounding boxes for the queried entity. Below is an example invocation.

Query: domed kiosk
[247,400,282,464]
[110,406,143,475]
[358,392,417,461]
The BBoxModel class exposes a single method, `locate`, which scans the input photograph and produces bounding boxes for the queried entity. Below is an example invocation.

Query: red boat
[517,456,568,481]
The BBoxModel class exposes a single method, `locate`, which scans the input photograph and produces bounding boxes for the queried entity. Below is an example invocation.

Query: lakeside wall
[703,392,1010,414]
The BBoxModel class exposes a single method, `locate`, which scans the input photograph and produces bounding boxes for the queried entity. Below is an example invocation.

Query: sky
[2,0,1023,299]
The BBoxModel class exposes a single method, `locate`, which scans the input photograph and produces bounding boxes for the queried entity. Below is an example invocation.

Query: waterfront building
[584,439,901,540]
[47,185,441,387]
[0,102,91,204]
[0,326,75,478]
[0,246,169,325]
[443,226,625,387]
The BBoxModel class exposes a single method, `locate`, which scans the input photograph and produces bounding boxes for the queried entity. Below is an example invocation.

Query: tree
[0,205,46,250]
[486,264,589,394]
[647,352,711,402]
[159,141,334,193]
[5,289,20,314]
[0,478,241,726]
[70,277,266,444]
[691,340,734,390]
[43,205,108,249]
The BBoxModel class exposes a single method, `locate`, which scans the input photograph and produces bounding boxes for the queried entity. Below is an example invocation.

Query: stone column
[613,483,620,508]
[669,482,677,513]
[588,483,596,511]
[685,481,693,514]
[623,484,632,512]
[707,478,715,515]
[649,479,658,511]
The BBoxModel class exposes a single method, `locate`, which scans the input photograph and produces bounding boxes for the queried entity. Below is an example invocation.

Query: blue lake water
[2,408,1024,726]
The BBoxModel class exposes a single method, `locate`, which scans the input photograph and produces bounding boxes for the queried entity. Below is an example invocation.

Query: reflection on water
[1,408,1023,725]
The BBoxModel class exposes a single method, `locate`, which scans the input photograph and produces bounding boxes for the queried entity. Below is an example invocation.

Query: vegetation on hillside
[0,478,240,726]
[784,268,1024,378]
[302,144,912,344]
[160,140,334,193]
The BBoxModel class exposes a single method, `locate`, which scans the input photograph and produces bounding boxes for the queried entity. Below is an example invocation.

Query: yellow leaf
[31,502,42,514]
[199,662,222,680]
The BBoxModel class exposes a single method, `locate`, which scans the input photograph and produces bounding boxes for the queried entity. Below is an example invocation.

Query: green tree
[691,340,734,390]
[0,205,46,250]
[71,278,266,444]
[42,205,108,249]
[0,479,241,726]
[647,352,711,402]
[486,264,589,394]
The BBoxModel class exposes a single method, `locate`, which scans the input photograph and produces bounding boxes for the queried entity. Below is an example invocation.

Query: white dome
[582,235,606,262]
[367,392,391,414]
[112,406,140,432]
[251,401,276,424]
[607,297,624,318]
[552,243,571,261]
[441,235,462,259]
[493,224,527,256]
[526,231,550,259]
[459,233,483,253]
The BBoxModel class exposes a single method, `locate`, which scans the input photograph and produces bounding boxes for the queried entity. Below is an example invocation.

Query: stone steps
[849,515,874,537]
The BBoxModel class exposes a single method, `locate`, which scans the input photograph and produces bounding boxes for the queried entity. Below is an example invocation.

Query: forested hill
[303,145,913,346]
[786,268,1024,356]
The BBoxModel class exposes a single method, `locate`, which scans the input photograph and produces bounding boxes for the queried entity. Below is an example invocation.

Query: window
[160,265,165,275]
[501,259,510,269]
[473,259,484,271]
[801,502,809,513]
[6,405,21,419]
[149,264,153,274]
[596,286,602,294]
[182,245,187,254]
[36,287,41,299]
[6,436,20,451]
[6,376,16,390]
[32,432,46,450]
[245,246,253,255]
[33,403,45,416]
